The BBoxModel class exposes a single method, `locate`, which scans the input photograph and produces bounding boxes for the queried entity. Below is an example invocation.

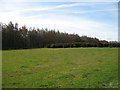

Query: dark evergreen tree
[1,21,120,50]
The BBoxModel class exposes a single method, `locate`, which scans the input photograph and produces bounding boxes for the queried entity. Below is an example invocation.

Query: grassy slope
[2,48,118,88]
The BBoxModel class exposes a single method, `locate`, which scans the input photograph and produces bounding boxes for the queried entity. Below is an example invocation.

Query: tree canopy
[1,21,120,50]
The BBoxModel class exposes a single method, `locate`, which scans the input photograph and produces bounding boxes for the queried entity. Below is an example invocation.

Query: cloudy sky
[0,0,118,41]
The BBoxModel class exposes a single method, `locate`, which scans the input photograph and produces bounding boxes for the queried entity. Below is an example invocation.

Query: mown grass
[2,48,118,88]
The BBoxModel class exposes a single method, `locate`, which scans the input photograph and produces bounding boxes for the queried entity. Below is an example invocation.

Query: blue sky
[0,0,118,41]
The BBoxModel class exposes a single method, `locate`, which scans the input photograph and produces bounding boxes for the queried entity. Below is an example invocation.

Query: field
[2,48,118,88]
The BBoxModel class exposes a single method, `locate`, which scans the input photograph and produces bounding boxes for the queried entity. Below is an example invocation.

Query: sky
[0,0,119,41]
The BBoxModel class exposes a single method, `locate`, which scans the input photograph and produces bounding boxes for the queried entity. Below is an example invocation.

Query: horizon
[0,1,118,41]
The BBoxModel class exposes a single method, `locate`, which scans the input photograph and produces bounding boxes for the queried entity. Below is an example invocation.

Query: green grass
[2,48,118,88]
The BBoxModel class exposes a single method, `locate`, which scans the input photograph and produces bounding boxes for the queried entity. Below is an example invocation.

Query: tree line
[1,21,120,50]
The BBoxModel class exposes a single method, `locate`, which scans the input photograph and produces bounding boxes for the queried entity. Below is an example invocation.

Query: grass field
[2,48,118,88]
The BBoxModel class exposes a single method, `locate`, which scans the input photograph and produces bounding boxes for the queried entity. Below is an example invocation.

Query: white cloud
[73,9,117,14]
[9,3,81,13]
[0,2,117,13]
